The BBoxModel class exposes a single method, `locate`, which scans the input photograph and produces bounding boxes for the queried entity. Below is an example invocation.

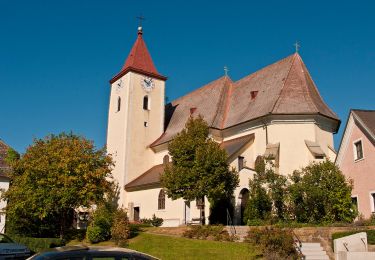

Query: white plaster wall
[127,188,203,226]
[107,71,165,208]
[0,179,10,232]
[268,122,315,175]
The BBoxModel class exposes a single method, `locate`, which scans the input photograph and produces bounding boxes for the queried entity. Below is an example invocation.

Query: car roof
[28,245,159,260]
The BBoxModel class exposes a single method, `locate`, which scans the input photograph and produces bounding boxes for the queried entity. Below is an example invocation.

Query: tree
[161,116,239,223]
[244,157,288,225]
[3,133,114,237]
[289,160,356,223]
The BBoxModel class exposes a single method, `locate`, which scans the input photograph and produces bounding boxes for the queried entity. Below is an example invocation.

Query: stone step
[304,257,329,260]
[301,250,326,255]
[301,243,322,247]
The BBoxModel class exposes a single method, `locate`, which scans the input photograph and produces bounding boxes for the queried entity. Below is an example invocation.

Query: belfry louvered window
[143,96,149,110]
[117,97,121,112]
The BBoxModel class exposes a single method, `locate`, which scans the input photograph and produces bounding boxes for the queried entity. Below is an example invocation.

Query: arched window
[158,189,165,210]
[117,97,121,112]
[163,155,169,165]
[143,95,149,110]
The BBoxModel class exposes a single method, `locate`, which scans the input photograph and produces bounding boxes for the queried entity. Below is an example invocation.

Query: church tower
[107,27,167,207]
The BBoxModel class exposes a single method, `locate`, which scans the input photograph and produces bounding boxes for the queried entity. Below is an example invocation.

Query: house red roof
[151,53,340,147]
[110,28,166,83]
[352,109,375,140]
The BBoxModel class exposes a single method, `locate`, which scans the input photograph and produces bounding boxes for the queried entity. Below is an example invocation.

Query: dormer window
[117,97,121,112]
[143,96,149,110]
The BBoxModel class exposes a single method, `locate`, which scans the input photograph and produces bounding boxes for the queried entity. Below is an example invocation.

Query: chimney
[190,107,197,115]
[250,91,258,100]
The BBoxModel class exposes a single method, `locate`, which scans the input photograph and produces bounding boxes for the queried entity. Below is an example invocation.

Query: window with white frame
[354,140,364,161]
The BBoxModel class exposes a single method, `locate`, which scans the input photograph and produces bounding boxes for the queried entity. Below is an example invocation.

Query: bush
[111,209,130,246]
[86,204,115,243]
[86,226,105,243]
[182,225,236,241]
[246,227,298,260]
[64,229,86,241]
[10,236,65,253]
[140,214,163,227]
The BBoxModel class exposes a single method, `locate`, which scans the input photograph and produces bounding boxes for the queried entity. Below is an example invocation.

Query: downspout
[262,121,268,145]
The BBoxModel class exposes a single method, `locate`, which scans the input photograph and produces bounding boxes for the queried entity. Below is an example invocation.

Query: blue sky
[0,0,374,152]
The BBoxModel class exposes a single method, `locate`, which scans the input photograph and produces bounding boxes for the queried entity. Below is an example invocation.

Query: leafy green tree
[3,133,114,237]
[289,160,356,223]
[161,116,239,223]
[244,158,288,224]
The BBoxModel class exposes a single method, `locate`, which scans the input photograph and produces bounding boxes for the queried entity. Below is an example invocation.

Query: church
[106,27,340,226]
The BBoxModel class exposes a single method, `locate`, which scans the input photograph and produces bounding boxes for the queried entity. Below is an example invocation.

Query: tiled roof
[352,109,375,140]
[151,53,339,147]
[127,134,254,191]
[220,134,255,158]
[110,28,166,83]
[125,164,164,191]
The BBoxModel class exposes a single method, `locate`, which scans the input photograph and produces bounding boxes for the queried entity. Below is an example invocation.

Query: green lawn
[127,232,259,260]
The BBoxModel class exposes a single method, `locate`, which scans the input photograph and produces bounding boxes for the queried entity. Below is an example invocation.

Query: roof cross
[224,66,229,77]
[294,41,300,53]
[136,14,146,28]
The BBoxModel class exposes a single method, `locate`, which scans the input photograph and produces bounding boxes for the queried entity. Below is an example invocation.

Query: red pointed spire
[110,27,166,83]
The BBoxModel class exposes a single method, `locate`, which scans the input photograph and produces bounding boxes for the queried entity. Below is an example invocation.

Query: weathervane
[294,41,300,53]
[224,66,229,77]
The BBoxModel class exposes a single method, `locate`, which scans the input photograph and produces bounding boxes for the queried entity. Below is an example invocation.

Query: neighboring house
[106,26,340,226]
[336,109,375,219]
[0,140,11,232]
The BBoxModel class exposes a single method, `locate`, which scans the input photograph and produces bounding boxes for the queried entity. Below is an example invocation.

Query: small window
[158,189,166,210]
[144,122,148,127]
[238,156,244,171]
[117,97,121,112]
[351,197,358,210]
[354,140,363,160]
[143,95,149,110]
[163,155,169,165]
[371,193,375,213]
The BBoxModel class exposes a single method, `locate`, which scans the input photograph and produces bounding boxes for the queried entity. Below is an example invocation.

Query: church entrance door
[239,188,249,225]
[134,207,140,222]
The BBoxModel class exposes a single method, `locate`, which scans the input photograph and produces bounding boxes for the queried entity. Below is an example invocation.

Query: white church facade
[106,27,340,226]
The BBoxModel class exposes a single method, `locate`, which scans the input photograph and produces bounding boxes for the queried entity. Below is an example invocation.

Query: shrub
[86,204,115,243]
[111,209,130,246]
[86,226,105,243]
[64,229,86,242]
[140,214,163,227]
[246,227,298,260]
[10,236,65,253]
[182,225,236,241]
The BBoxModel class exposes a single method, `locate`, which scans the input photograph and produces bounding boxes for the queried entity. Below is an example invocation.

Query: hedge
[332,230,375,245]
[10,236,65,253]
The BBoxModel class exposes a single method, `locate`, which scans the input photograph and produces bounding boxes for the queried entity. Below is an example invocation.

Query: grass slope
[128,233,257,260]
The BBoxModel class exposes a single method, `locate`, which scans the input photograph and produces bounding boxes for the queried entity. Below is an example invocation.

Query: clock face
[142,77,155,92]
[116,79,123,93]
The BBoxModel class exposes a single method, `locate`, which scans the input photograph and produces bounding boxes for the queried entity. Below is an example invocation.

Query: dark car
[0,233,31,259]
[27,246,159,260]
